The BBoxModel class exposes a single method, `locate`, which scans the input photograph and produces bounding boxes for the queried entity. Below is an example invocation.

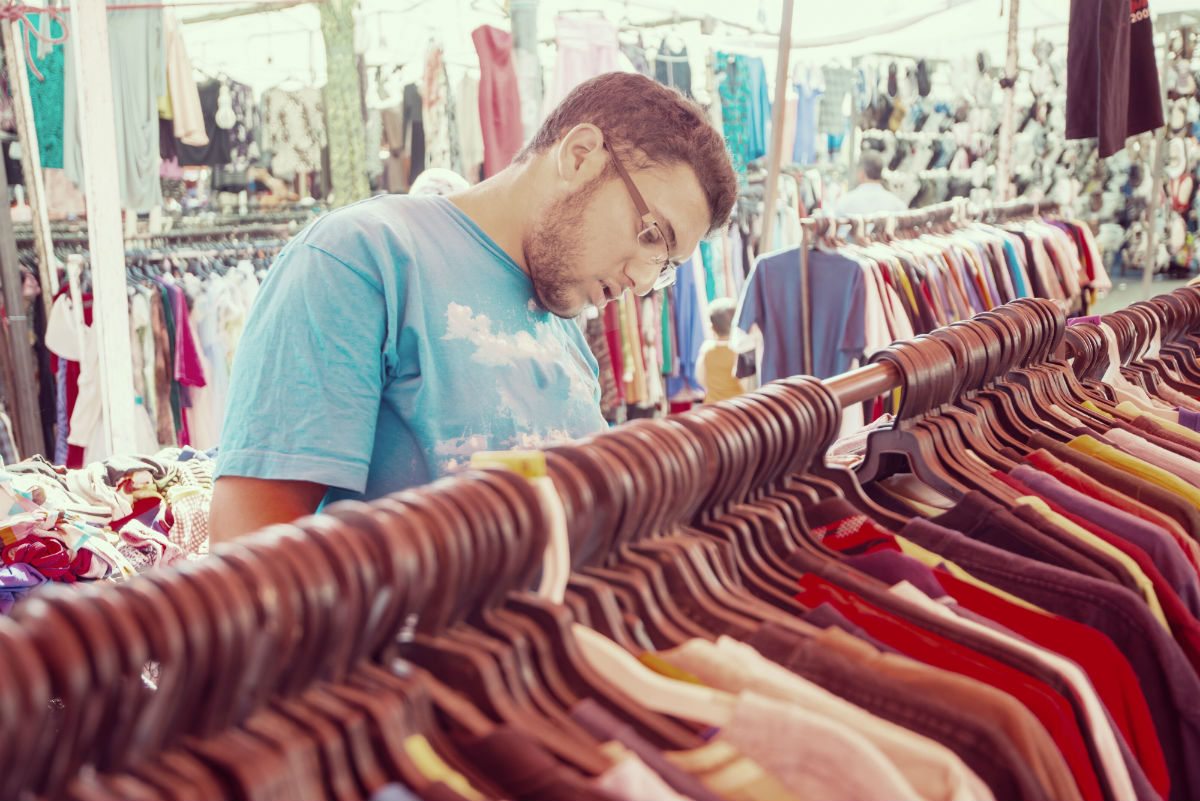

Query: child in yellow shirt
[696,298,747,404]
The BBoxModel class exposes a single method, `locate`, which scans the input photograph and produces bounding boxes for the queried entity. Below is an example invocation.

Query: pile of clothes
[0,447,214,613]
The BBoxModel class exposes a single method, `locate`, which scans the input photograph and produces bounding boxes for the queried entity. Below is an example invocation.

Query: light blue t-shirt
[215,195,606,504]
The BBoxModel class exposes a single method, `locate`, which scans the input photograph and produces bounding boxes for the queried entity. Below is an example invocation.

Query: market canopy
[167,0,1111,94]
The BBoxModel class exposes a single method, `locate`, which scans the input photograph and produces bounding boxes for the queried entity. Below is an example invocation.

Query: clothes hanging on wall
[715,52,771,176]
[545,14,620,112]
[62,8,165,212]
[620,33,652,76]
[159,9,207,149]
[1066,0,1164,158]
[223,79,257,172]
[472,24,524,179]
[456,74,484,183]
[421,43,462,176]
[654,38,692,98]
[734,209,1109,394]
[819,65,855,137]
[25,14,65,170]
[261,85,326,182]
[175,79,233,168]
[402,83,426,186]
[380,104,409,192]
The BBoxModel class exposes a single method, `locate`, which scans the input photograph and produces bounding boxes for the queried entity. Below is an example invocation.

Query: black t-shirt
[402,83,425,186]
[176,79,233,168]
[1066,0,1164,157]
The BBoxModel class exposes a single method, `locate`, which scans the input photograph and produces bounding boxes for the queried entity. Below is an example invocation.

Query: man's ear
[555,123,607,188]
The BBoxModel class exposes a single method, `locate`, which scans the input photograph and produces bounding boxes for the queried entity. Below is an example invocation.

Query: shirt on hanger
[1010,465,1200,618]
[1065,0,1163,157]
[735,248,866,382]
[660,635,995,801]
[897,511,1200,801]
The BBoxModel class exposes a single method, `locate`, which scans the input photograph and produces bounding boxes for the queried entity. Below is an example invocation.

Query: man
[831,151,906,217]
[210,72,737,541]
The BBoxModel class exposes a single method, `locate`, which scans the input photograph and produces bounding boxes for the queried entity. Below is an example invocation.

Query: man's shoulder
[289,194,479,278]
[301,194,451,247]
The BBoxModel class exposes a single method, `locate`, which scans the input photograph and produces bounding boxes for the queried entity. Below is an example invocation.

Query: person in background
[831,151,907,217]
[696,297,747,404]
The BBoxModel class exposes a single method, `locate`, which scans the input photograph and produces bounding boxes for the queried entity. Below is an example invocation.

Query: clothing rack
[8,288,1200,799]
[788,197,1065,383]
[823,285,1191,412]
[11,282,1200,796]
[793,199,964,378]
[15,223,297,251]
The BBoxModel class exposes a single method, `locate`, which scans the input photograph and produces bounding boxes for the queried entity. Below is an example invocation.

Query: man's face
[523,159,710,319]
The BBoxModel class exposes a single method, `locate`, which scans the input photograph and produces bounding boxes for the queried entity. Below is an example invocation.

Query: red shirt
[935,570,1170,800]
[794,573,1106,801]
[998,469,1200,679]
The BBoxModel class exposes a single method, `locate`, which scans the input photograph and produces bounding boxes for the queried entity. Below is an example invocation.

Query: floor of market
[1090,274,1194,315]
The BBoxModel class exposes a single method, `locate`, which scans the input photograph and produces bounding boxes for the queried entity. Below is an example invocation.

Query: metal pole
[510,0,541,141]
[995,0,1020,201]
[68,0,137,456]
[1142,12,1176,300]
[759,0,795,252]
[0,139,44,459]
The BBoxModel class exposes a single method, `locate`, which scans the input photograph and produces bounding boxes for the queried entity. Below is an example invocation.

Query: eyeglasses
[603,142,684,291]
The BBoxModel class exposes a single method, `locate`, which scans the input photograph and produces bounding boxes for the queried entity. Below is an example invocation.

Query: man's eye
[639,227,664,247]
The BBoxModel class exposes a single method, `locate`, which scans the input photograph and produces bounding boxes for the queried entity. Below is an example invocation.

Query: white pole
[1142,13,1175,301]
[759,0,796,252]
[995,0,1019,202]
[67,0,136,456]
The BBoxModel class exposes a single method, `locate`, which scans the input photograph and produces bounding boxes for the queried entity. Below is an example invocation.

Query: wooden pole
[0,137,44,458]
[2,20,57,318]
[995,0,1020,201]
[67,0,136,456]
[759,0,795,253]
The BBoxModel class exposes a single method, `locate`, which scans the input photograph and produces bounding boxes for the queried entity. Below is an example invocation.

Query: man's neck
[447,162,542,274]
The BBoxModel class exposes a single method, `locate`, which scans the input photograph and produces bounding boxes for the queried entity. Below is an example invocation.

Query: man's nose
[628,260,660,297]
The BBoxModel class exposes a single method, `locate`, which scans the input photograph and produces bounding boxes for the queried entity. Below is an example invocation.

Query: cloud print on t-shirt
[442,302,595,407]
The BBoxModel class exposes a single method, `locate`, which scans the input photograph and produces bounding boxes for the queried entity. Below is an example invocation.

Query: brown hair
[518,72,737,236]
[708,297,737,337]
[858,151,885,182]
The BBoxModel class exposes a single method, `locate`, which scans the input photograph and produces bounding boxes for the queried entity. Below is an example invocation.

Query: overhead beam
[182,0,316,25]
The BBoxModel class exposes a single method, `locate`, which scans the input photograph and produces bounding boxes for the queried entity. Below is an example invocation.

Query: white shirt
[832,181,908,217]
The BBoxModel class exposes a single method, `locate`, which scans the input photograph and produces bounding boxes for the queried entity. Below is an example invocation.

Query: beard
[523,174,604,319]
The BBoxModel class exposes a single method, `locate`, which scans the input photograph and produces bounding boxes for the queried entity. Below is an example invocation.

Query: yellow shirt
[1115,401,1200,447]
[895,537,1048,614]
[404,734,484,800]
[699,341,745,404]
[1013,496,1168,630]
[1069,434,1200,514]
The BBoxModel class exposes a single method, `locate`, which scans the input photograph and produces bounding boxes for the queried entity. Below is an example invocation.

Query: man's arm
[209,476,328,543]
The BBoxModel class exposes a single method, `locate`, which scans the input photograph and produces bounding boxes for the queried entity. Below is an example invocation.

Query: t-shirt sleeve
[215,240,388,494]
[734,260,762,334]
[841,269,868,359]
